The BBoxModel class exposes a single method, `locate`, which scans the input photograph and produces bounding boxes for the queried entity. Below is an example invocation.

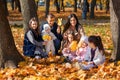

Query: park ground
[1,6,120,80]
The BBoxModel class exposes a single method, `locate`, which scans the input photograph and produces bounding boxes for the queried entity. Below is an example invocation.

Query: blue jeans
[54,39,61,55]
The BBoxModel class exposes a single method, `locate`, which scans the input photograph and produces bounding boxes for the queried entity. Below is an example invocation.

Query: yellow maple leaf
[69,41,78,52]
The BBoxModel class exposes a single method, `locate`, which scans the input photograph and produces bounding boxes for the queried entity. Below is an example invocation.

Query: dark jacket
[23,30,43,57]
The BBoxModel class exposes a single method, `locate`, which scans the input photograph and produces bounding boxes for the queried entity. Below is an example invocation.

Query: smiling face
[70,17,77,27]
[47,17,55,27]
[30,21,38,30]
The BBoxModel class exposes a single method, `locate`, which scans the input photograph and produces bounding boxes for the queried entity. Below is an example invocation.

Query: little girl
[42,24,57,55]
[80,35,105,70]
[23,17,47,58]
[75,35,89,62]
[62,33,78,61]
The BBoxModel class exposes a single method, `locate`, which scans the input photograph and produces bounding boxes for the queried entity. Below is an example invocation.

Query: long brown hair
[28,17,40,36]
[63,13,81,34]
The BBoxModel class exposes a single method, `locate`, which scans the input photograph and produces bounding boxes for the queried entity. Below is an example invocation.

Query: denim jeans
[54,39,61,55]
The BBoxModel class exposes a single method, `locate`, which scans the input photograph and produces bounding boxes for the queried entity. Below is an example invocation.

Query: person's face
[68,34,73,42]
[81,42,88,48]
[46,28,50,33]
[47,17,55,27]
[31,21,38,30]
[88,42,95,49]
[70,17,77,27]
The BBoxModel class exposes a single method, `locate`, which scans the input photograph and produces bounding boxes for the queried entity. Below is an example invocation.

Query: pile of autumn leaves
[0,25,120,80]
[0,55,120,80]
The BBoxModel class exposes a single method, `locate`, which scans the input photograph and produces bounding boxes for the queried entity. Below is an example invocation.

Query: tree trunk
[106,0,109,14]
[2,0,9,16]
[15,0,21,12]
[99,0,103,10]
[54,0,60,13]
[82,0,88,19]
[74,0,77,12]
[20,0,38,32]
[45,0,50,17]
[110,0,120,61]
[0,0,24,68]
[60,0,65,12]
[90,0,96,19]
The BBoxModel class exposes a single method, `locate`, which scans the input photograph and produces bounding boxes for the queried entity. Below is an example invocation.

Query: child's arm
[27,31,43,47]
[93,51,104,66]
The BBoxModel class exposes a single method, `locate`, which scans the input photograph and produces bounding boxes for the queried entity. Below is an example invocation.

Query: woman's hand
[42,41,47,45]
[57,26,61,34]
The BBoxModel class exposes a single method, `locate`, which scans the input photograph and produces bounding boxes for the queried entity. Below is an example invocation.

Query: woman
[23,17,47,58]
[62,13,85,49]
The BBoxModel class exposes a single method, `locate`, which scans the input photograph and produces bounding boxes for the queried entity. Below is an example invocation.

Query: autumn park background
[1,0,120,80]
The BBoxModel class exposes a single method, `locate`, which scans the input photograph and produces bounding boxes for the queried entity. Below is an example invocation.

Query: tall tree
[106,0,109,14]
[60,0,65,12]
[0,0,24,68]
[90,0,96,19]
[54,0,60,13]
[15,0,21,12]
[20,0,38,31]
[99,0,103,10]
[45,0,50,17]
[2,0,9,16]
[110,0,120,63]
[82,0,88,20]
[74,0,77,12]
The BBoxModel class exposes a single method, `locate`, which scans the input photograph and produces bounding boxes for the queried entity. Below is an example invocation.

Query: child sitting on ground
[62,33,78,61]
[80,35,105,70]
[75,35,89,62]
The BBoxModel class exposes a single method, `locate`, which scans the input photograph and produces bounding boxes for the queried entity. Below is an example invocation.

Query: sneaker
[35,56,41,59]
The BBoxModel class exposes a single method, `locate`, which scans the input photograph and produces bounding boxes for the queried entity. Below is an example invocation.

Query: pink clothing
[62,48,76,60]
[75,46,88,61]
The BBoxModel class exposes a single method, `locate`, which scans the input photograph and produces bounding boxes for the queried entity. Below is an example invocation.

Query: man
[40,13,63,55]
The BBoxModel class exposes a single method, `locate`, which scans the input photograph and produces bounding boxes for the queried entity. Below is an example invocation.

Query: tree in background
[74,0,77,12]
[106,0,109,14]
[11,0,21,12]
[0,0,24,68]
[99,0,103,10]
[11,0,15,10]
[15,0,21,12]
[20,0,38,31]
[90,0,96,19]
[35,0,39,10]
[54,0,60,13]
[60,0,65,12]
[82,0,89,20]
[110,0,120,64]
[2,0,9,16]
[45,0,50,17]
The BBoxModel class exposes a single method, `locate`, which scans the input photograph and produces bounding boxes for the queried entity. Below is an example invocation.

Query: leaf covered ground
[1,24,120,80]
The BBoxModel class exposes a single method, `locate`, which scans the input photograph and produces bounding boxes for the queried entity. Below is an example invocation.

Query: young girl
[62,33,78,61]
[75,35,89,62]
[42,24,57,55]
[80,36,105,70]
[23,17,47,59]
